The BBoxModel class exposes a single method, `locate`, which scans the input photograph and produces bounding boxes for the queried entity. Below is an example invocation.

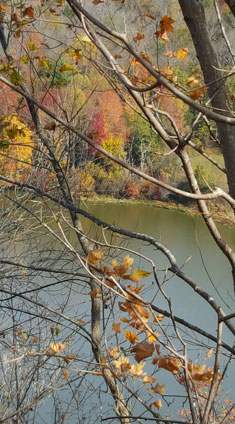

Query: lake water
[1,201,234,422]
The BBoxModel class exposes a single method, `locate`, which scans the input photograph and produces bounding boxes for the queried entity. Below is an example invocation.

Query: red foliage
[140,181,160,200]
[124,181,140,199]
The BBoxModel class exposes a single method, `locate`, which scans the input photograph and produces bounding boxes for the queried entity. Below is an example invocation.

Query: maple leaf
[112,322,123,333]
[113,354,131,372]
[107,346,119,358]
[152,383,166,395]
[147,331,159,343]
[159,15,175,34]
[129,362,146,378]
[49,342,66,353]
[164,50,175,58]
[88,288,102,298]
[23,6,34,18]
[131,341,154,363]
[133,31,145,43]
[87,248,104,264]
[177,48,188,60]
[125,330,139,345]
[157,356,182,374]
[190,86,207,100]
[142,375,157,385]
[150,399,162,410]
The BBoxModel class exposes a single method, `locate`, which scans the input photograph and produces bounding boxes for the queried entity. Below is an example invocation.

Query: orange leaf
[157,356,181,374]
[131,341,154,363]
[159,15,175,34]
[23,6,34,18]
[112,322,123,333]
[113,354,131,372]
[144,13,156,20]
[88,289,102,298]
[125,330,139,345]
[133,31,145,43]
[31,337,38,343]
[62,369,68,379]
[152,383,166,395]
[93,0,104,3]
[150,399,162,410]
[87,248,104,265]
[190,87,207,100]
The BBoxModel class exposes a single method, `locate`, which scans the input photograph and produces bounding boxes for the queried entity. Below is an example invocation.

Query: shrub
[140,181,160,200]
[124,181,140,199]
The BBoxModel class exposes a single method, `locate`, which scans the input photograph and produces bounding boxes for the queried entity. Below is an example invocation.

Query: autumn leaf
[129,362,145,378]
[159,15,175,34]
[131,341,154,362]
[88,288,102,298]
[112,322,123,333]
[113,354,131,372]
[93,0,104,4]
[190,86,207,100]
[87,248,104,264]
[144,13,156,20]
[131,269,151,280]
[125,330,139,345]
[23,6,34,18]
[205,348,213,360]
[164,50,175,58]
[177,48,188,60]
[71,49,82,61]
[133,31,145,43]
[20,55,30,64]
[28,42,38,51]
[150,399,162,410]
[142,375,157,385]
[59,64,77,72]
[31,337,38,343]
[156,355,182,374]
[152,383,166,395]
[49,342,66,353]
[147,331,159,343]
[107,346,119,358]
[62,369,68,379]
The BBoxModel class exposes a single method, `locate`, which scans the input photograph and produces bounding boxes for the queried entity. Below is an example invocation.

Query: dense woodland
[0,0,234,423]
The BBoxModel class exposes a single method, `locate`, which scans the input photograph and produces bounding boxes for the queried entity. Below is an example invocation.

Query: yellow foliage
[0,114,33,182]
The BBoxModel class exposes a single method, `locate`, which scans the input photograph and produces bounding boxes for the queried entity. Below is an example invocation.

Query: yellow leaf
[157,355,181,374]
[177,48,188,60]
[50,342,66,353]
[59,64,77,72]
[129,362,145,378]
[28,41,38,51]
[147,331,159,343]
[71,49,83,61]
[132,269,151,279]
[142,375,157,385]
[107,346,119,358]
[131,341,154,363]
[152,383,166,395]
[125,330,139,345]
[112,322,123,333]
[20,55,30,64]
[205,348,213,360]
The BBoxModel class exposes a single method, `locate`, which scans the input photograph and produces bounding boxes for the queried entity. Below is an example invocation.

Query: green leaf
[10,70,23,86]
[0,140,10,149]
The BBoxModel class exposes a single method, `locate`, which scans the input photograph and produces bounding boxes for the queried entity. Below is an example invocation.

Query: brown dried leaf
[131,341,154,363]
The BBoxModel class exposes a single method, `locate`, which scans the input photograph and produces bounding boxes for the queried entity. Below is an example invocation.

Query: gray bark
[179,0,235,199]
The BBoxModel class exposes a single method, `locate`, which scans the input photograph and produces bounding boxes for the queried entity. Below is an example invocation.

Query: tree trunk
[179,0,235,199]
